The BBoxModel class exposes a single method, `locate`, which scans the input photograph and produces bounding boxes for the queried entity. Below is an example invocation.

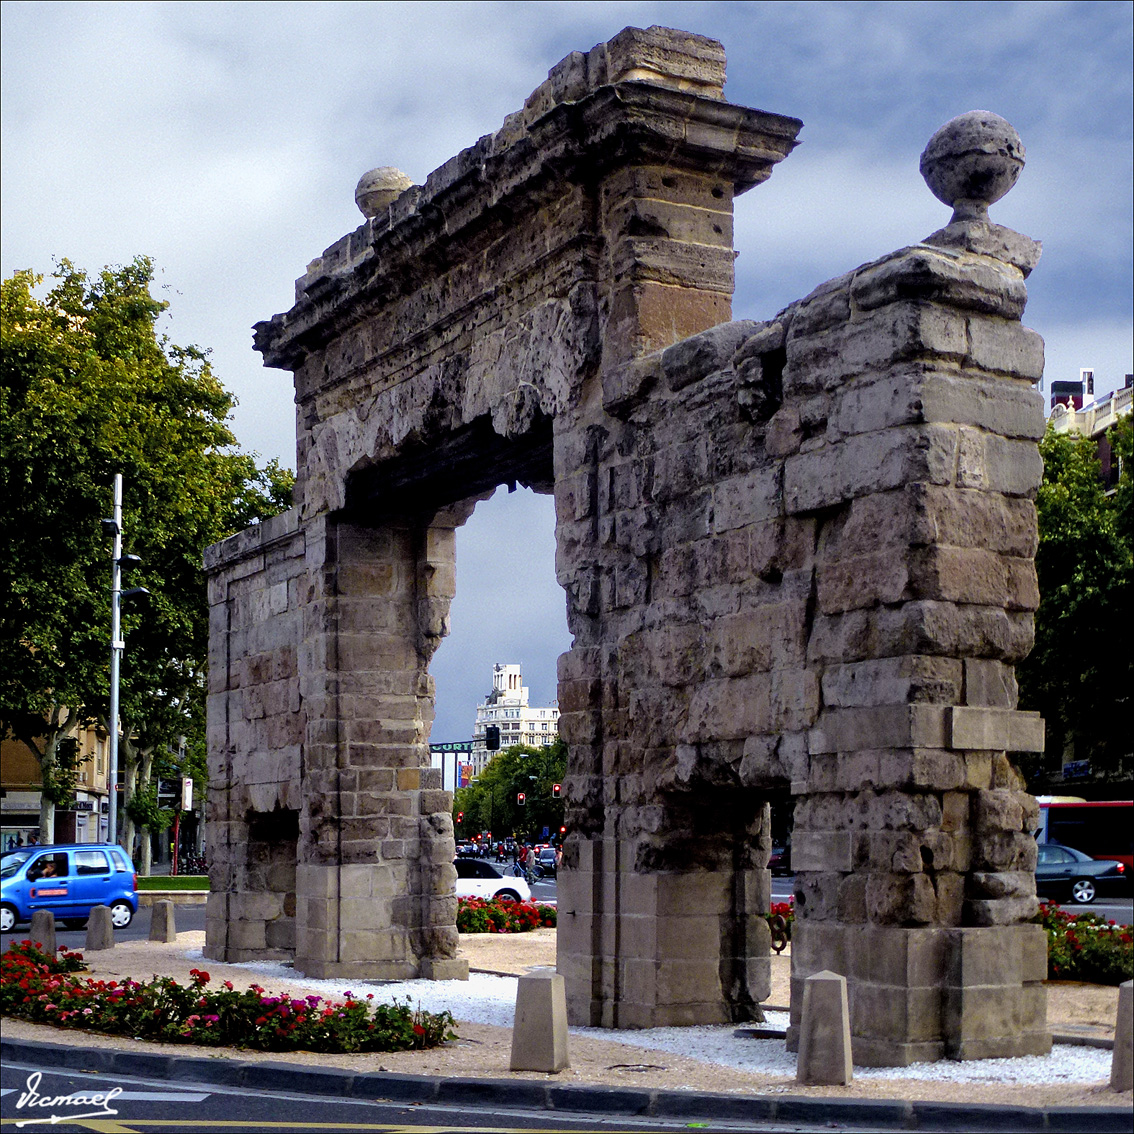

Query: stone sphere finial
[919,111,1025,223]
[355,167,414,218]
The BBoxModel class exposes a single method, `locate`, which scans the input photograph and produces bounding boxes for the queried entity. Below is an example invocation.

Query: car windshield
[0,849,33,878]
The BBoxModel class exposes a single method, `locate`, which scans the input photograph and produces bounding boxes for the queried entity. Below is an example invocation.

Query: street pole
[107,474,124,848]
[103,475,148,850]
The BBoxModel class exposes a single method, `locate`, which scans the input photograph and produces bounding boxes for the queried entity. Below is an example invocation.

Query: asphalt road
[1,902,207,954]
[0,1060,855,1133]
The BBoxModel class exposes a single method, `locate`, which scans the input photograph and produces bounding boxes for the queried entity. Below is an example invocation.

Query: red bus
[1034,798,1133,870]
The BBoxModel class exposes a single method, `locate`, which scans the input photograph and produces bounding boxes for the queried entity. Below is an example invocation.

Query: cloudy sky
[3,1,1131,744]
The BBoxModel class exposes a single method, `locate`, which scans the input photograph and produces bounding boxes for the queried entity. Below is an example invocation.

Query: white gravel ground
[200,951,1113,1086]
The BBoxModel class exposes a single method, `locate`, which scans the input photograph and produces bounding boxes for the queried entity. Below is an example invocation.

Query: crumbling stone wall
[558,230,1049,1061]
[206,26,1048,1064]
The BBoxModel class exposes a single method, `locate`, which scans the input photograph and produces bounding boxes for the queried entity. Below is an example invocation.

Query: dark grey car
[1035,843,1127,904]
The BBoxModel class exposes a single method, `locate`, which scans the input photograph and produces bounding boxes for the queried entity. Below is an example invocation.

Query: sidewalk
[1,928,1128,1133]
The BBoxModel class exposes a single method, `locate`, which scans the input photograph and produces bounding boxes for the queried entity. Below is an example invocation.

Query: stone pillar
[784,113,1051,1065]
[295,514,465,980]
[597,163,737,372]
[204,510,306,963]
[560,836,772,1029]
[149,899,176,943]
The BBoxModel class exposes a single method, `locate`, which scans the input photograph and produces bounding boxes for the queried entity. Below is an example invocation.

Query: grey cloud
[2,0,1130,736]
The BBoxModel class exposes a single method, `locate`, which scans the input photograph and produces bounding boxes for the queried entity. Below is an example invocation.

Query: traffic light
[552,783,561,798]
[457,811,463,822]
[517,792,526,806]
[485,725,500,751]
[559,826,566,835]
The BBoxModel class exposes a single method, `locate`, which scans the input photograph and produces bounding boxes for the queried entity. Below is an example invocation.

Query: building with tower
[470,663,559,775]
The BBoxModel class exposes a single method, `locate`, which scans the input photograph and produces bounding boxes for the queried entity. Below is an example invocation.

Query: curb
[1051,1032,1116,1051]
[2,1036,1129,1133]
[136,891,209,906]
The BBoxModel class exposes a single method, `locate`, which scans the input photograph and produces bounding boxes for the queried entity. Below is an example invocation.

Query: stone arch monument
[205,27,1049,1065]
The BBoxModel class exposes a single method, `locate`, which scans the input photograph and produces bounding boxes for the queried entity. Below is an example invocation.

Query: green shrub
[0,943,456,1053]
[457,897,556,933]
[1033,902,1133,984]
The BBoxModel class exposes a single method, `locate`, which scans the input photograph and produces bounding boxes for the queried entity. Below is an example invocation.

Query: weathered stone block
[950,706,1044,752]
[796,971,852,1085]
[29,910,57,956]
[850,246,1028,318]
[85,906,113,952]
[966,316,1045,380]
[148,900,177,943]
[1112,981,1133,1092]
[786,301,967,392]
[784,425,958,514]
[809,704,950,754]
[956,430,1044,495]
[792,831,852,873]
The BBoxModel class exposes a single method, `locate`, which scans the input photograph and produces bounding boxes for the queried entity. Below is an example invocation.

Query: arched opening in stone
[428,481,570,761]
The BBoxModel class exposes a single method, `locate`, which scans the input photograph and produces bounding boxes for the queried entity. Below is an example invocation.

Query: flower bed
[457,896,557,933]
[0,940,456,1053]
[1034,901,1133,985]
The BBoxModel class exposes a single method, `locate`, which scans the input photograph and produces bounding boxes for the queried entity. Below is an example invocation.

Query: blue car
[0,843,138,932]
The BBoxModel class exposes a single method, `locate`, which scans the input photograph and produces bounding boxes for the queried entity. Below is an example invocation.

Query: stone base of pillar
[788,922,1050,1066]
[420,957,470,981]
[558,838,771,1029]
[204,891,295,964]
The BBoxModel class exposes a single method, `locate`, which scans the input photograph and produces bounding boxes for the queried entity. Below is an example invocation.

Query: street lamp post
[105,475,125,847]
[102,474,147,849]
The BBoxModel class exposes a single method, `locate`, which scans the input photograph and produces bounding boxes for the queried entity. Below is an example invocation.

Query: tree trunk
[137,749,154,876]
[37,792,55,847]
[25,702,80,845]
[117,727,136,859]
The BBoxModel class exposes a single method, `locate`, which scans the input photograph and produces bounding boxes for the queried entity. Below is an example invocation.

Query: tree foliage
[1017,418,1133,785]
[1,258,294,845]
[453,738,566,845]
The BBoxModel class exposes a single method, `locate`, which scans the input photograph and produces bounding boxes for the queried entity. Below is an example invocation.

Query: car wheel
[109,900,134,928]
[62,918,89,930]
[496,889,521,903]
[1071,878,1096,904]
[0,904,17,933]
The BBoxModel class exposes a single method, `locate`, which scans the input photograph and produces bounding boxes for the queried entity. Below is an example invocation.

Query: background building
[470,663,559,775]
[1,721,111,847]
[1049,371,1132,490]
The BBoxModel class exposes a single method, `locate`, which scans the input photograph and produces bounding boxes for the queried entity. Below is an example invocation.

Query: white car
[453,858,531,903]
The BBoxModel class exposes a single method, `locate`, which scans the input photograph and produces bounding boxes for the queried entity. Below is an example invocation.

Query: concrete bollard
[510,969,569,1073]
[28,910,56,957]
[85,905,114,951]
[149,899,177,943]
[796,969,853,1085]
[1111,980,1132,1092]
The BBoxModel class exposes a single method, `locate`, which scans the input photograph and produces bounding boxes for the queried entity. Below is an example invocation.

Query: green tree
[1,259,293,849]
[1017,420,1133,786]
[454,738,566,846]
